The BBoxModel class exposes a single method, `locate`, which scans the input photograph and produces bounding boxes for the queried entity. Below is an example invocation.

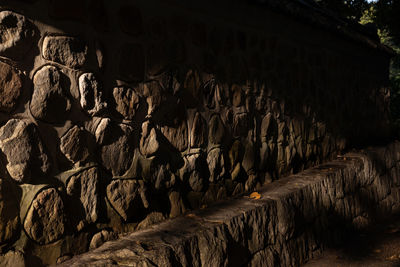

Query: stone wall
[0,0,392,265]
[57,142,400,266]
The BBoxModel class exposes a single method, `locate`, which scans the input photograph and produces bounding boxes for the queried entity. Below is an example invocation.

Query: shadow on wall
[0,0,394,265]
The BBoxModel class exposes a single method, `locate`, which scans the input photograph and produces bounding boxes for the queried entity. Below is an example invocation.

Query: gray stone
[60,126,91,163]
[30,65,71,123]
[89,230,117,250]
[67,168,100,226]
[0,61,23,113]
[24,188,66,244]
[208,115,224,145]
[42,36,87,68]
[0,11,34,60]
[113,86,140,120]
[207,147,225,183]
[161,120,188,152]
[79,73,107,116]
[190,112,207,148]
[97,121,134,176]
[0,119,50,183]
[0,250,25,267]
[0,179,19,244]
[107,179,148,222]
[140,121,160,157]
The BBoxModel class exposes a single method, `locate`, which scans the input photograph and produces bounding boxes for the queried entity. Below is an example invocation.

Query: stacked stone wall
[0,0,392,264]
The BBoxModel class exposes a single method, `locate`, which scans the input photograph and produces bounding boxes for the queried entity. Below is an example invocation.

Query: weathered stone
[136,212,165,230]
[97,122,134,176]
[0,61,23,113]
[67,168,100,226]
[168,191,186,218]
[140,121,160,157]
[89,230,117,250]
[208,115,224,145]
[42,36,87,68]
[161,120,188,152]
[0,119,50,183]
[242,140,255,173]
[118,6,143,36]
[154,165,176,190]
[142,80,163,115]
[113,87,140,120]
[30,65,70,123]
[0,11,34,59]
[190,112,207,148]
[261,113,276,138]
[24,188,66,244]
[60,126,91,163]
[119,43,144,81]
[207,147,225,183]
[0,179,19,245]
[79,73,107,116]
[180,153,207,192]
[107,179,148,222]
[0,250,25,267]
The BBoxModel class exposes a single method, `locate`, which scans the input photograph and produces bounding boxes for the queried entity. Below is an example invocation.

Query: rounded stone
[106,179,147,222]
[60,126,91,163]
[0,119,50,183]
[66,168,100,227]
[24,188,66,244]
[30,65,70,123]
[79,73,107,116]
[97,121,134,177]
[140,121,160,157]
[113,87,140,120]
[42,36,87,68]
[0,61,23,113]
[161,120,188,152]
[0,11,34,60]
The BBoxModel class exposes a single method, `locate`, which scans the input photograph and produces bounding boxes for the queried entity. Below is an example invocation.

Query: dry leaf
[249,192,261,199]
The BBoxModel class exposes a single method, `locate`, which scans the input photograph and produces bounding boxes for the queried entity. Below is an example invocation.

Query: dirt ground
[303,217,400,267]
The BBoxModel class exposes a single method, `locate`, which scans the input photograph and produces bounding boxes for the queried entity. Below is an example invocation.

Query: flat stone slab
[57,142,400,267]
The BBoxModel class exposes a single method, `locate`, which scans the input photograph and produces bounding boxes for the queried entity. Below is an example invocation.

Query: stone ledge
[57,142,400,267]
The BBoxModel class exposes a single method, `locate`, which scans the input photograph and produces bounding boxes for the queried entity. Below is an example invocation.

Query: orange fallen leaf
[249,192,261,199]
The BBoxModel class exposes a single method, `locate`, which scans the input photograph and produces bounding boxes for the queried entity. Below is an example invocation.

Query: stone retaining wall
[0,0,392,264]
[57,142,400,266]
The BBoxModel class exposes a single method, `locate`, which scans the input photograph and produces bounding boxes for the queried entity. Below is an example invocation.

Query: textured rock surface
[60,126,91,163]
[0,250,25,267]
[42,36,87,68]
[66,167,100,227]
[140,121,160,157]
[0,119,50,183]
[0,61,23,113]
[112,86,140,120]
[59,142,400,266]
[30,65,70,123]
[0,11,34,59]
[96,120,134,177]
[78,73,107,116]
[106,179,147,222]
[89,230,117,250]
[24,188,66,244]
